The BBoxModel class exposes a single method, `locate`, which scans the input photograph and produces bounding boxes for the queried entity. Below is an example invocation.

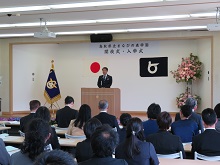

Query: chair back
[157,151,183,159]
[65,133,85,139]
[194,152,220,161]
[18,130,25,137]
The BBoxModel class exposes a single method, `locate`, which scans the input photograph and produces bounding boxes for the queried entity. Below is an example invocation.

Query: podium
[81,88,121,117]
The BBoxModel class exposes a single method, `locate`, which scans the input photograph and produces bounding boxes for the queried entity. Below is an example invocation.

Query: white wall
[12,39,210,112]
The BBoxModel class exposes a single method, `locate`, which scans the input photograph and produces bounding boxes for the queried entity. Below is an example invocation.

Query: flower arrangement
[176,91,201,108]
[170,53,202,83]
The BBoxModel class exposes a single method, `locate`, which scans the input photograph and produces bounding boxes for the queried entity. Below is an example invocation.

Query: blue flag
[44,61,61,104]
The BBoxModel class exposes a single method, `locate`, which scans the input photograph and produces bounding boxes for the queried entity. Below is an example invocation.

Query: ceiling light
[190,12,216,17]
[0,6,50,13]
[0,33,33,37]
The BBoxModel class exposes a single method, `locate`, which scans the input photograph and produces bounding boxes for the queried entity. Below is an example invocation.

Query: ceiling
[0,0,220,38]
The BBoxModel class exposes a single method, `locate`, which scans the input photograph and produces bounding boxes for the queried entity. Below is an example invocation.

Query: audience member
[143,103,161,137]
[56,96,78,128]
[192,108,220,156]
[115,117,159,165]
[35,106,60,149]
[171,105,199,143]
[175,97,204,133]
[214,103,220,132]
[79,125,127,165]
[20,100,41,132]
[0,138,10,165]
[34,150,76,165]
[76,118,102,162]
[146,112,185,158]
[93,100,120,131]
[119,113,132,143]
[11,118,51,165]
[67,104,91,136]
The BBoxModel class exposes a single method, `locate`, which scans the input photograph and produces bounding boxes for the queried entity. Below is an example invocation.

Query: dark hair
[29,100,41,111]
[125,117,145,158]
[98,100,108,111]
[34,150,76,165]
[214,103,220,118]
[180,105,192,118]
[147,103,161,119]
[21,118,50,160]
[83,118,102,139]
[202,108,217,126]
[74,104,91,129]
[120,113,132,127]
[157,112,172,130]
[65,96,74,104]
[91,124,119,157]
[102,67,108,71]
[35,106,51,122]
[185,97,197,110]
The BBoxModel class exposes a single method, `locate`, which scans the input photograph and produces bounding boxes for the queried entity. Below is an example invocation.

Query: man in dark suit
[175,97,204,133]
[55,96,78,128]
[78,125,127,165]
[20,100,41,132]
[93,100,120,131]
[192,108,220,156]
[146,112,185,158]
[97,67,112,88]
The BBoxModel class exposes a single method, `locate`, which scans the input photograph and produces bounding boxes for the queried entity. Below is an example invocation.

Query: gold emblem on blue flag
[44,60,61,104]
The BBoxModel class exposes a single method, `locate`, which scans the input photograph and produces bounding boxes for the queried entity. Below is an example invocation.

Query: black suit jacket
[0,138,10,165]
[55,106,78,128]
[146,130,186,158]
[97,75,112,88]
[93,112,119,131]
[78,156,127,165]
[76,139,93,163]
[192,129,220,156]
[175,112,204,133]
[46,127,60,149]
[20,113,36,132]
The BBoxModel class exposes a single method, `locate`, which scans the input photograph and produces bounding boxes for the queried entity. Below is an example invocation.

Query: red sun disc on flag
[90,62,100,73]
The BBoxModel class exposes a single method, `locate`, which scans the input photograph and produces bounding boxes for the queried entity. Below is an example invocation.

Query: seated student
[175,97,204,133]
[192,108,220,156]
[119,113,132,143]
[67,104,91,136]
[34,150,76,165]
[79,125,127,165]
[35,106,60,149]
[171,105,199,143]
[146,112,185,158]
[115,118,159,165]
[0,138,10,165]
[20,100,41,132]
[214,103,220,132]
[75,118,102,163]
[56,96,78,128]
[93,100,120,131]
[143,103,161,137]
[11,118,52,165]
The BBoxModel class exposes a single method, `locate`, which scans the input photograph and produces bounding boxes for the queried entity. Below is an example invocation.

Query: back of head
[98,100,108,111]
[21,118,50,160]
[30,100,41,111]
[83,118,102,139]
[35,106,51,122]
[180,105,192,118]
[202,108,217,126]
[34,150,76,165]
[91,124,119,157]
[74,104,91,129]
[157,111,172,130]
[125,117,145,158]
[185,97,197,110]
[65,96,74,104]
[214,103,220,118]
[120,113,132,127]
[147,103,161,119]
